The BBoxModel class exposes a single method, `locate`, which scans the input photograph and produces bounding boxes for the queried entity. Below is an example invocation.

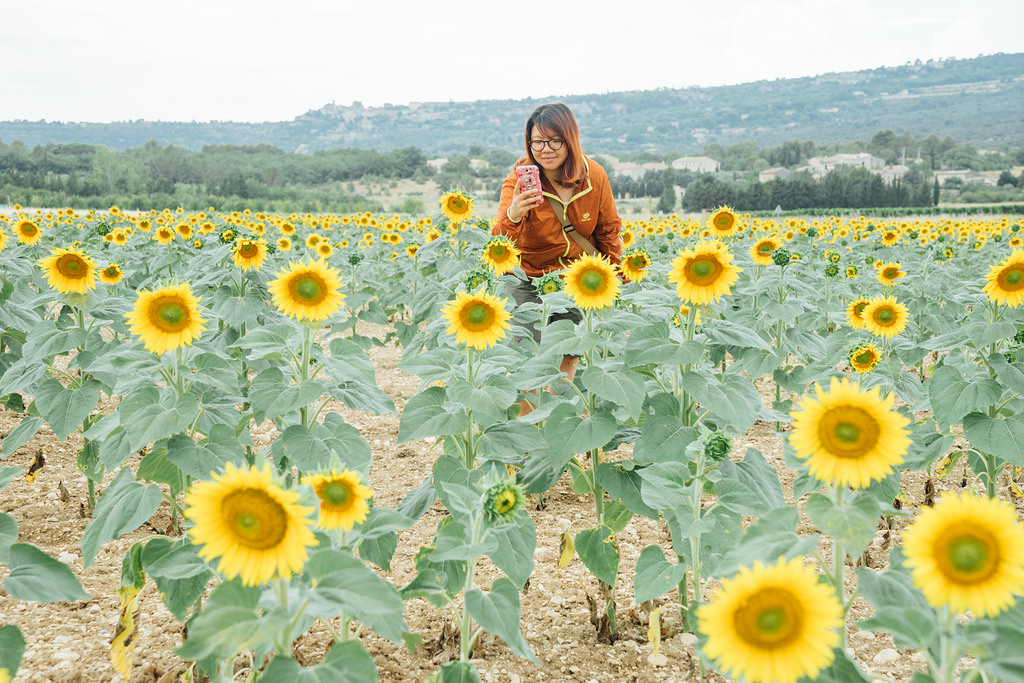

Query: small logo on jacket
[581,212,592,222]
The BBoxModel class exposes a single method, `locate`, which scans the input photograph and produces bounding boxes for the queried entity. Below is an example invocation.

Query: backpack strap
[546,195,600,257]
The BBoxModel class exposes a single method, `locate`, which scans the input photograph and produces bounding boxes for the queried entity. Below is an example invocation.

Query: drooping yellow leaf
[557,529,575,570]
[110,584,141,680]
[25,449,45,485]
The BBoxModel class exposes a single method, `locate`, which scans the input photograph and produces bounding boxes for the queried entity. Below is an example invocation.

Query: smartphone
[515,165,540,196]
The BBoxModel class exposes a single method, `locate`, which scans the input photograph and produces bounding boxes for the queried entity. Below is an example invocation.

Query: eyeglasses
[530,138,564,151]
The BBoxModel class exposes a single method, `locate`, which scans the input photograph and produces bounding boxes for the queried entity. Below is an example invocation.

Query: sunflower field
[1,197,1024,683]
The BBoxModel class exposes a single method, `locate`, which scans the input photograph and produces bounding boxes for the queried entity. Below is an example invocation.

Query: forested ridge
[2,53,1021,156]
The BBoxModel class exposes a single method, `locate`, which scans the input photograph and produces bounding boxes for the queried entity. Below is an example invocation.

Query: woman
[492,102,623,415]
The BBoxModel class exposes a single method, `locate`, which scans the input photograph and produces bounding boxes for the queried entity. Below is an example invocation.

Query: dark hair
[524,103,585,190]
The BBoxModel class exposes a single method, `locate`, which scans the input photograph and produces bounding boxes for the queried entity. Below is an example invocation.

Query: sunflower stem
[829,484,849,649]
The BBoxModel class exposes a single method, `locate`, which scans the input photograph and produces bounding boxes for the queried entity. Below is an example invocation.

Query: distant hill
[2,53,1021,156]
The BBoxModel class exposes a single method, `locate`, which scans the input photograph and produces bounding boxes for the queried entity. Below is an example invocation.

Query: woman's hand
[508,177,543,223]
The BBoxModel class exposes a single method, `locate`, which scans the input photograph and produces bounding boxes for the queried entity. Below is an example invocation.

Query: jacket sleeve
[492,171,527,240]
[591,167,623,264]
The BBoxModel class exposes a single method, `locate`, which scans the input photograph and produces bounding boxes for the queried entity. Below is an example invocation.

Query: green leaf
[306,549,407,644]
[681,370,760,433]
[447,376,517,428]
[859,606,937,649]
[714,449,785,515]
[580,366,647,420]
[175,581,267,661]
[272,425,332,472]
[231,323,295,361]
[543,413,617,470]
[714,507,818,579]
[0,624,26,679]
[436,661,483,683]
[0,511,18,563]
[3,542,91,602]
[704,318,772,350]
[81,467,163,567]
[596,463,659,519]
[926,365,1002,428]
[633,545,688,603]
[464,578,538,664]
[0,466,21,490]
[488,514,536,589]
[966,320,1016,348]
[855,560,932,614]
[811,647,873,683]
[249,368,325,423]
[1,416,42,458]
[637,462,695,511]
[141,537,212,622]
[0,359,46,398]
[210,288,266,327]
[399,346,464,384]
[574,526,619,587]
[30,378,101,442]
[397,386,472,443]
[632,416,697,465]
[260,640,377,683]
[121,387,199,453]
[165,434,232,480]
[804,492,881,559]
[963,412,1024,467]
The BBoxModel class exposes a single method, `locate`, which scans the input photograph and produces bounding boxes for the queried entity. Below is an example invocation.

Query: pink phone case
[516,165,540,195]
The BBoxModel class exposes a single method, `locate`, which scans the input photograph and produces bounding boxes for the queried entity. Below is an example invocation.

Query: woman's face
[530,126,569,175]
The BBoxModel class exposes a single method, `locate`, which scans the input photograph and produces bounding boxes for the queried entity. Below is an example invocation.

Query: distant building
[613,161,668,179]
[805,153,885,179]
[879,165,909,182]
[671,156,720,174]
[427,158,448,171]
[758,167,791,182]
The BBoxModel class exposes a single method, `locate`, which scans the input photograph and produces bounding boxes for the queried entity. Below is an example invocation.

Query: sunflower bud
[704,431,732,461]
[771,248,791,267]
[484,481,525,521]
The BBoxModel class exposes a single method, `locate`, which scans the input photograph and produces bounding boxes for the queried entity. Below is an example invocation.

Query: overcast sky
[2,0,1021,124]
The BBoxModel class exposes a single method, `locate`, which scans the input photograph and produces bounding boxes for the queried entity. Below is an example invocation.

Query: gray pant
[506,276,583,346]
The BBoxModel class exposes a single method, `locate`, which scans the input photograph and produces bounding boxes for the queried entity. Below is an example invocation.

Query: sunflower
[14,219,42,245]
[174,223,193,240]
[534,271,563,296]
[111,229,129,246]
[99,263,124,284]
[38,246,98,294]
[276,237,292,252]
[903,492,1024,618]
[232,238,267,271]
[789,377,911,488]
[481,235,521,274]
[439,190,474,225]
[317,242,334,258]
[154,226,176,245]
[125,283,207,354]
[620,248,651,282]
[267,259,345,322]
[562,252,620,310]
[846,297,870,329]
[848,343,881,373]
[668,240,742,306]
[875,262,906,286]
[305,233,323,249]
[707,205,739,237]
[845,265,858,278]
[405,244,420,258]
[881,230,900,246]
[463,266,494,293]
[862,295,910,339]
[185,462,318,586]
[677,304,702,326]
[750,237,780,266]
[0,228,8,252]
[697,557,842,683]
[621,229,635,248]
[304,468,374,531]
[441,289,511,350]
[983,249,1024,307]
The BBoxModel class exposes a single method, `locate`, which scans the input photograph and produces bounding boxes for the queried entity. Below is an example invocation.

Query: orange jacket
[492,156,623,278]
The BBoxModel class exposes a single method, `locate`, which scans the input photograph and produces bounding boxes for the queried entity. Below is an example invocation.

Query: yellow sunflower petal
[562,252,620,310]
[267,259,345,322]
[124,283,207,355]
[442,289,511,350]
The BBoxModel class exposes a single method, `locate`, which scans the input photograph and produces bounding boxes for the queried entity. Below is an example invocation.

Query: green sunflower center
[854,351,874,367]
[221,488,288,550]
[293,274,326,304]
[875,307,896,325]
[448,197,468,214]
[149,297,190,332]
[937,524,1000,583]
[494,489,517,514]
[321,481,352,507]
[580,269,606,293]
[734,587,801,648]
[239,241,259,257]
[687,257,722,285]
[999,266,1024,291]
[490,244,508,259]
[465,303,492,328]
[818,406,880,458]
[714,214,734,231]
[56,254,88,279]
